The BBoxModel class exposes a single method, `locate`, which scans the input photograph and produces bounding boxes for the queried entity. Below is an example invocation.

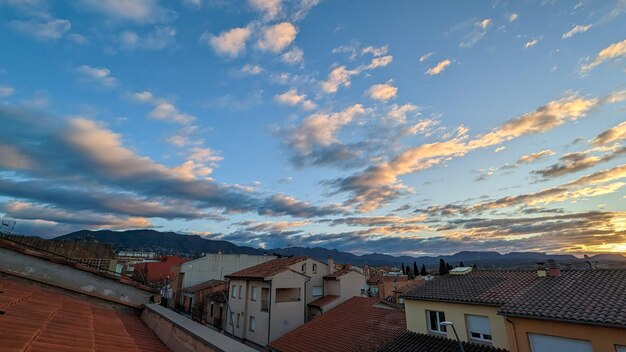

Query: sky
[0,0,625,257]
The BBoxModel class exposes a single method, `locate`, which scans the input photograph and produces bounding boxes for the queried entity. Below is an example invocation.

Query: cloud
[419,52,433,62]
[384,104,419,124]
[562,24,592,39]
[364,55,393,70]
[361,45,388,57]
[130,90,196,124]
[79,0,170,23]
[367,81,398,101]
[119,26,176,51]
[524,39,539,49]
[11,18,71,40]
[534,147,626,178]
[0,85,15,97]
[453,18,491,48]
[508,13,518,22]
[494,146,506,153]
[517,149,555,164]
[76,65,116,87]
[0,145,33,169]
[479,18,491,29]
[237,220,310,233]
[281,47,304,64]
[240,64,264,75]
[320,65,359,93]
[0,106,345,221]
[288,104,365,153]
[204,27,251,58]
[425,59,451,75]
[249,0,283,21]
[591,121,626,146]
[274,89,316,110]
[581,39,626,73]
[329,91,622,211]
[257,22,297,53]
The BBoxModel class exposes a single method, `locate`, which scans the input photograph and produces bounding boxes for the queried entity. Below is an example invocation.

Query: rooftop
[499,269,626,327]
[378,331,508,352]
[308,295,340,308]
[225,256,309,279]
[402,270,539,306]
[182,279,227,294]
[0,280,169,352]
[324,268,362,279]
[269,297,406,352]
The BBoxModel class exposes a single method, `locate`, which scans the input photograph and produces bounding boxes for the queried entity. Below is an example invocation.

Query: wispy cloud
[562,24,592,39]
[524,38,539,49]
[274,89,316,110]
[257,22,297,53]
[76,65,116,87]
[367,81,398,101]
[425,59,451,75]
[11,17,71,40]
[203,27,251,58]
[580,39,626,73]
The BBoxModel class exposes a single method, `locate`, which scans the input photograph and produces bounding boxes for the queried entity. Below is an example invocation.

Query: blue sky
[0,0,625,256]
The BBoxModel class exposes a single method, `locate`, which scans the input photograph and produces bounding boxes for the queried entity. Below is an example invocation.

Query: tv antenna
[0,218,16,236]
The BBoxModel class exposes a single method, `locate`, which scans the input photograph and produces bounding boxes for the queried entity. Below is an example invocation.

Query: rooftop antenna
[0,218,16,236]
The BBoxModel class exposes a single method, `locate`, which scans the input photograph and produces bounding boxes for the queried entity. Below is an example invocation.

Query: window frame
[426,310,447,334]
[249,316,256,332]
[231,285,237,298]
[251,286,258,301]
[466,314,492,343]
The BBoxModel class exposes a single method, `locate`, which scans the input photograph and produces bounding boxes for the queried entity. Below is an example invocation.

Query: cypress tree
[438,259,447,275]
[421,264,427,276]
[401,263,406,274]
[460,261,465,267]
[413,261,418,276]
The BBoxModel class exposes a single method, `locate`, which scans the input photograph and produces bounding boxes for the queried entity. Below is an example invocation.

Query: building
[498,269,626,352]
[205,289,229,330]
[178,253,276,288]
[132,255,188,284]
[402,267,539,350]
[308,267,367,319]
[367,273,423,302]
[180,279,228,321]
[224,256,330,347]
[269,297,407,352]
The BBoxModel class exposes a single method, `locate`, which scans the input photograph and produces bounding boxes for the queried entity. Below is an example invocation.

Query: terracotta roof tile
[324,268,362,279]
[225,256,308,279]
[402,270,539,305]
[0,280,169,352]
[308,295,339,308]
[378,331,508,352]
[269,297,406,352]
[499,270,626,327]
[182,279,227,294]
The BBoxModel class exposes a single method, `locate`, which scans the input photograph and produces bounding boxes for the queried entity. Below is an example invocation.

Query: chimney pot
[547,259,561,277]
[536,262,546,277]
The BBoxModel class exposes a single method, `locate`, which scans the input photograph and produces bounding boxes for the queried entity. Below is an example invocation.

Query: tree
[438,259,448,275]
[401,263,406,275]
[460,261,465,267]
[413,261,418,276]
[472,264,478,269]
[420,264,427,276]
[446,263,453,272]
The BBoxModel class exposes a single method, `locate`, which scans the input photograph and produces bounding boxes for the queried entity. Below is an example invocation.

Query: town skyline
[0,0,625,256]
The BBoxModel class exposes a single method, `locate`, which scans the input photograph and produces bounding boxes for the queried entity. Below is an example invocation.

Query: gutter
[303,276,311,324]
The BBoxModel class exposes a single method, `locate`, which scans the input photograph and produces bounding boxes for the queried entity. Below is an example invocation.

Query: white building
[178,253,276,288]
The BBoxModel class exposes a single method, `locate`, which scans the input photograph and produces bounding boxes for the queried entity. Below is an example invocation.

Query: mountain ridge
[55,229,624,267]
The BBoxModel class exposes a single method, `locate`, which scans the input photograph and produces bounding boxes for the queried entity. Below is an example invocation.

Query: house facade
[224,256,330,347]
[308,268,367,319]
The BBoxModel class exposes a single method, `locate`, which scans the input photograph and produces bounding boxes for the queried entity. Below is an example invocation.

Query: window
[231,285,237,298]
[209,302,214,316]
[617,346,626,352]
[229,312,234,326]
[301,263,306,272]
[427,310,446,334]
[236,313,240,328]
[238,285,243,299]
[251,286,258,301]
[312,286,323,297]
[529,334,592,352]
[312,264,317,273]
[249,316,256,332]
[261,287,269,311]
[466,315,492,342]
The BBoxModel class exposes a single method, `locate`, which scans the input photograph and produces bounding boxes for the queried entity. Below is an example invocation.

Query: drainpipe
[304,276,311,324]
[267,281,272,346]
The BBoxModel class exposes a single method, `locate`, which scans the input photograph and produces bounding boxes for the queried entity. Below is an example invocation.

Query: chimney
[547,259,561,277]
[327,255,335,274]
[536,262,546,277]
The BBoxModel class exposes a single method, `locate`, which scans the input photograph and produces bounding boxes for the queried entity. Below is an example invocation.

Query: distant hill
[56,229,263,257]
[54,229,626,268]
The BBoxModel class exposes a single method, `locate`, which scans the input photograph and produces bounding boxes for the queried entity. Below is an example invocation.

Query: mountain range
[56,229,625,268]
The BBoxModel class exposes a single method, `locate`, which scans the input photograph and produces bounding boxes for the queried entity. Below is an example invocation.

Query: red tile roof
[182,279,227,294]
[308,295,339,308]
[269,297,406,352]
[324,268,362,279]
[367,274,408,284]
[225,256,308,279]
[0,280,170,352]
